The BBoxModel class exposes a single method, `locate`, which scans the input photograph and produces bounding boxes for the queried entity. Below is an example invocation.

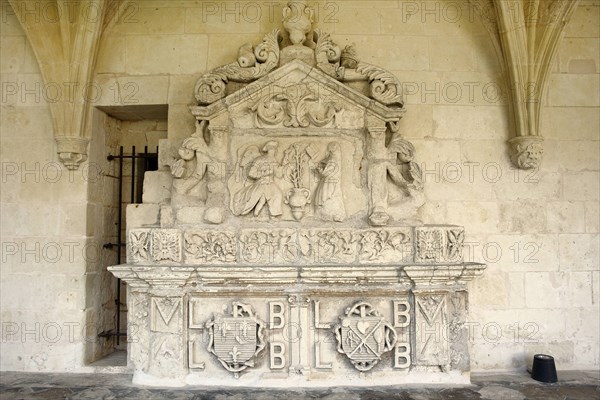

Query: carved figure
[232,141,283,217]
[386,134,423,194]
[314,142,346,222]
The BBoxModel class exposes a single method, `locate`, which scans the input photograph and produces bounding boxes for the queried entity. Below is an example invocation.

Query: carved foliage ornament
[184,231,236,263]
[205,302,266,377]
[252,83,342,128]
[194,30,282,105]
[335,302,397,372]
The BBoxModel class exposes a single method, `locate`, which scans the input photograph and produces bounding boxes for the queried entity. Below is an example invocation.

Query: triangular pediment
[190,60,404,122]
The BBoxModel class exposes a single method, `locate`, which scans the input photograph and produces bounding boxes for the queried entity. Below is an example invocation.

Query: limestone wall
[1,0,598,373]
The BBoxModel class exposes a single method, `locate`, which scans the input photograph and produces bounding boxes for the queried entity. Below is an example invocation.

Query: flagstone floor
[1,369,598,399]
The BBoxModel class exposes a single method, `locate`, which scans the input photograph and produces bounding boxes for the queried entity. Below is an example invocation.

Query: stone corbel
[486,0,580,169]
[55,136,90,170]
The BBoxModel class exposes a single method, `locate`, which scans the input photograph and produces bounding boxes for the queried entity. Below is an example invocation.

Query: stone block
[498,201,547,234]
[542,107,600,140]
[126,34,208,75]
[524,272,569,309]
[95,35,126,74]
[0,36,24,73]
[558,234,600,271]
[585,201,600,233]
[142,171,172,204]
[565,4,600,38]
[433,106,509,139]
[563,172,599,201]
[126,204,160,229]
[547,201,586,234]
[115,75,169,106]
[548,74,599,107]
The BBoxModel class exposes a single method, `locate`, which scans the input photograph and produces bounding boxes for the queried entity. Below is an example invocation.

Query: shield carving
[335,302,397,372]
[206,302,265,376]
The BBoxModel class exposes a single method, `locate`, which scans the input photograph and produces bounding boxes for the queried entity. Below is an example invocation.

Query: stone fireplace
[108,0,486,387]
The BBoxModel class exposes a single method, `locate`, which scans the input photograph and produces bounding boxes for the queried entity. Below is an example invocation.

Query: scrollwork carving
[251,83,342,128]
[355,62,404,108]
[194,30,282,105]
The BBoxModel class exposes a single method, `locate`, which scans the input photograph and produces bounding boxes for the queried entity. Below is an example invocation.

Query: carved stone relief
[415,227,465,264]
[184,231,237,263]
[232,141,284,218]
[414,293,449,369]
[335,302,397,372]
[108,0,487,387]
[314,142,346,222]
[252,83,342,129]
[151,230,182,263]
[205,302,266,377]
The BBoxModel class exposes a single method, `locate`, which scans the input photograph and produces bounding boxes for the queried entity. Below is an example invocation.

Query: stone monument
[109,0,486,387]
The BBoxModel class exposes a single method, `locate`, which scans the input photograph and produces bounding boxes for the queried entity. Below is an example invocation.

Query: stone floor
[0,370,598,400]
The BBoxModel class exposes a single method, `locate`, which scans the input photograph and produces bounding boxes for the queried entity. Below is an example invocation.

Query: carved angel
[231,142,283,217]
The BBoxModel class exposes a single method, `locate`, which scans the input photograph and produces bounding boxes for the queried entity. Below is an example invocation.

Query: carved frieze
[126,226,469,266]
[358,228,412,263]
[184,231,236,263]
[335,302,397,372]
[299,230,357,264]
[239,229,298,264]
[205,302,266,377]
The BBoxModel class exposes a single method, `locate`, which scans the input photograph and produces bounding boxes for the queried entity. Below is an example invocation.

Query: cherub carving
[231,141,284,217]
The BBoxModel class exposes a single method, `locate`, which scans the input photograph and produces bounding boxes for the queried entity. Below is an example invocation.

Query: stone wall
[1,0,598,373]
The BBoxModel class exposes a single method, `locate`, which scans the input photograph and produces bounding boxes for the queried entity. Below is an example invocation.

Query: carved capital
[508,136,543,170]
[55,136,89,170]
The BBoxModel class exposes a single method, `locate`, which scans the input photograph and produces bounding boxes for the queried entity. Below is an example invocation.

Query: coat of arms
[334,301,397,372]
[206,302,266,377]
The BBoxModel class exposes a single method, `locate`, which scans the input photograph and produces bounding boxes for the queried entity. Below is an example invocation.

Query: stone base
[109,260,484,387]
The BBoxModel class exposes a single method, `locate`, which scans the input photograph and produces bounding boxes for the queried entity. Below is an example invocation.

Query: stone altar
[109,0,486,387]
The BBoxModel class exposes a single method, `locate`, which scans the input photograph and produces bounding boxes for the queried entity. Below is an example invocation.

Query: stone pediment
[190,59,406,124]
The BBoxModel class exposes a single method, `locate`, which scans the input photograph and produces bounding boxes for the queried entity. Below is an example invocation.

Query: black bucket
[531,354,558,383]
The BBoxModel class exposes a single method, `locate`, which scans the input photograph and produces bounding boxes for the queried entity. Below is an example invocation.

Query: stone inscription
[187,296,412,375]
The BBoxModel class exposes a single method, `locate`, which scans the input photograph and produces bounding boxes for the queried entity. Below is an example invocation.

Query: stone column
[288,295,311,375]
[366,115,389,226]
